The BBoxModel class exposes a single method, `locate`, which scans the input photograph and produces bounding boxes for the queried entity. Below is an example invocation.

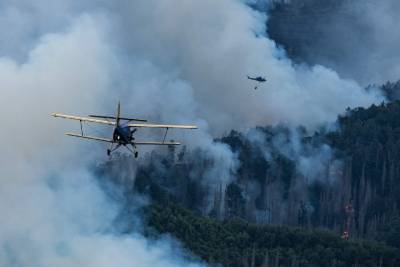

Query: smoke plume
[267,0,400,85]
[0,0,388,266]
[0,15,205,267]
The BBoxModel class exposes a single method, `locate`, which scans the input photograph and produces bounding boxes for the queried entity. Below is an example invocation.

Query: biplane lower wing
[66,133,179,146]
[134,141,181,145]
[65,133,114,143]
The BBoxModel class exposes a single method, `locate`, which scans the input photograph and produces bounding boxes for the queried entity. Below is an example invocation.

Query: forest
[144,204,400,267]
[96,95,400,266]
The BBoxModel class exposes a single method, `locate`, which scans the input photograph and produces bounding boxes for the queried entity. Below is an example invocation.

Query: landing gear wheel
[107,149,111,156]
[134,151,138,158]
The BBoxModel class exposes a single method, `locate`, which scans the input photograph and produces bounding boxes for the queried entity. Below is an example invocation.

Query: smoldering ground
[0,0,391,266]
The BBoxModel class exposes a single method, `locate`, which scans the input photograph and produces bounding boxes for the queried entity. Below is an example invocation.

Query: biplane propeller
[52,102,197,158]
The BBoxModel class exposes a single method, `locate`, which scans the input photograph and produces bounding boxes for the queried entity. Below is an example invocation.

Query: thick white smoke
[105,0,383,133]
[0,0,384,133]
[0,170,204,267]
[0,16,205,267]
[264,0,400,85]
[0,0,386,266]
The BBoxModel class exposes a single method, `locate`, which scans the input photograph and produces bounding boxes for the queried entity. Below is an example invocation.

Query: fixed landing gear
[107,143,121,156]
[126,144,139,158]
[106,143,138,158]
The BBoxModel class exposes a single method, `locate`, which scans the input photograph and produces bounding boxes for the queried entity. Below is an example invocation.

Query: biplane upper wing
[128,123,197,129]
[65,132,114,143]
[134,141,181,145]
[52,113,115,126]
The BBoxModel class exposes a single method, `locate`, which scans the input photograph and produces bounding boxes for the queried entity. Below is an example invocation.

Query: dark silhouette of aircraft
[52,102,197,158]
[247,75,267,82]
[247,75,267,90]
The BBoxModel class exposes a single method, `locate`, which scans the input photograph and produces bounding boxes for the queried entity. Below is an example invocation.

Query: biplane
[52,102,197,157]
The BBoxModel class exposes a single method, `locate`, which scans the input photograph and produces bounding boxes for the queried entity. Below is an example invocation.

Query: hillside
[143,204,400,267]
[97,101,400,254]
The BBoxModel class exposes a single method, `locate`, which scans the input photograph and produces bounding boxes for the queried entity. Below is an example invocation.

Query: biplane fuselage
[113,125,132,145]
[52,102,197,157]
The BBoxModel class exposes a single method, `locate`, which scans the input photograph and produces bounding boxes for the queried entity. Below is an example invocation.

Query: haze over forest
[0,0,400,266]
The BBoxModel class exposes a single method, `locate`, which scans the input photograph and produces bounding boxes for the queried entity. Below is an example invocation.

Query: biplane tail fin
[116,101,121,127]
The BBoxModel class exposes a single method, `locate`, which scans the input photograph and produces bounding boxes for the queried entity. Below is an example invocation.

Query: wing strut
[162,127,169,144]
[80,120,83,136]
